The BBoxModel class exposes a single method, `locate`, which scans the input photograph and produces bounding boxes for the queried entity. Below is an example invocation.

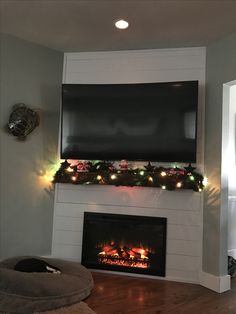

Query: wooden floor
[86,272,236,314]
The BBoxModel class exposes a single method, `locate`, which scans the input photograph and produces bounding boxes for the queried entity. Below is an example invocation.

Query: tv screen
[61,81,198,162]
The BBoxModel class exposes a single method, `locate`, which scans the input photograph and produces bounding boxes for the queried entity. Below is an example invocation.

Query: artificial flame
[97,242,150,269]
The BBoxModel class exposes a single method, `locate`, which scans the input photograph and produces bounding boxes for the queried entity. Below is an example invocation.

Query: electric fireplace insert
[82,212,167,276]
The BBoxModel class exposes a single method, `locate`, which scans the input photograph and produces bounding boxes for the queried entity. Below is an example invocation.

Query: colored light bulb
[71,175,77,181]
[203,177,208,186]
[66,167,74,173]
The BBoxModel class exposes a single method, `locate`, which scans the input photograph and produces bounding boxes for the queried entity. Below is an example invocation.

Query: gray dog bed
[0,256,94,314]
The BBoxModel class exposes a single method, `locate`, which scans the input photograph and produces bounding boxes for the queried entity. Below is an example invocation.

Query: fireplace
[81,212,167,276]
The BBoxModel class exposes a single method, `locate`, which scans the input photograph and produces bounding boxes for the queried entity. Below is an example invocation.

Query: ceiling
[1,0,236,52]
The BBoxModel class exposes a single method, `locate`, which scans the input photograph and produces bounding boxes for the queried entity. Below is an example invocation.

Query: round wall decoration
[7,103,40,140]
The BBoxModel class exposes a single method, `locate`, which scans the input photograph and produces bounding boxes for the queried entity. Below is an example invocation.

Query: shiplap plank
[53,230,83,245]
[167,224,200,241]
[66,54,205,74]
[54,216,83,231]
[54,203,87,218]
[166,255,201,272]
[167,239,201,257]
[65,69,205,85]
[166,269,199,283]
[52,243,81,260]
[56,184,201,211]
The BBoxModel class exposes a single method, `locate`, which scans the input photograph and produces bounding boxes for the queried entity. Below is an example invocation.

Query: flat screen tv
[61,81,198,162]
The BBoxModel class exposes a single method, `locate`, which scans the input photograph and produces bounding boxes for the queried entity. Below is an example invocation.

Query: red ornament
[77,161,89,172]
[169,168,185,176]
[67,159,79,166]
[169,169,177,175]
[119,159,128,171]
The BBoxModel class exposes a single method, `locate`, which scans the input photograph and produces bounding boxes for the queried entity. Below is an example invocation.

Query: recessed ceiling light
[115,19,129,30]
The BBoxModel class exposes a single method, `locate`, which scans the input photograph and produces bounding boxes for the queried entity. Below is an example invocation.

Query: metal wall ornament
[7,103,40,140]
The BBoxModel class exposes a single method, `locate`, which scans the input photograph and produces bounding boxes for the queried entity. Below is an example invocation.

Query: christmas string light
[71,175,77,182]
[110,174,117,180]
[148,176,153,182]
[53,160,206,192]
[66,166,74,173]
[176,182,182,188]
[160,171,167,177]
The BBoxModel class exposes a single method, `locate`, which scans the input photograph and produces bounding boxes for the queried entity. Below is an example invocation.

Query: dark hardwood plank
[85,272,236,314]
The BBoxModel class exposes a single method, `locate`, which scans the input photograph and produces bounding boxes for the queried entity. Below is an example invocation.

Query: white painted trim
[228,196,236,200]
[228,249,236,259]
[199,271,230,293]
[224,80,236,88]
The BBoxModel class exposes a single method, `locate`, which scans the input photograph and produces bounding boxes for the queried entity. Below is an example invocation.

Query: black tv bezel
[60,81,198,163]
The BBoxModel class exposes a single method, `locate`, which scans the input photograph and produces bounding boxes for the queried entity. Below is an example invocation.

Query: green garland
[53,160,205,192]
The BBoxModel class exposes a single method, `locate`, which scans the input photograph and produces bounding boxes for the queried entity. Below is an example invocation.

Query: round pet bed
[0,256,94,314]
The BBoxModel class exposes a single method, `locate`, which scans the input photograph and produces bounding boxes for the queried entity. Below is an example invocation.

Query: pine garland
[53,160,205,192]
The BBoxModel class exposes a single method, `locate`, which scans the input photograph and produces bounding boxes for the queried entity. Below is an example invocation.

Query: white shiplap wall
[52,47,206,284]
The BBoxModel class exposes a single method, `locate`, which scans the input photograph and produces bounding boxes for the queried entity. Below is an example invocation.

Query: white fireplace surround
[52,183,202,283]
[51,47,229,289]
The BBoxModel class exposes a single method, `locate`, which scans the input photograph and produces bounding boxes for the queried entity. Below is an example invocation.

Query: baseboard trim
[199,271,231,293]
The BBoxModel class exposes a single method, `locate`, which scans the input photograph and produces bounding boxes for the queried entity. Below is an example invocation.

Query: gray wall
[204,32,236,276]
[0,34,63,259]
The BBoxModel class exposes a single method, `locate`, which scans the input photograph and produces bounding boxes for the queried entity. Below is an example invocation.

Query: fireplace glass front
[82,212,167,276]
